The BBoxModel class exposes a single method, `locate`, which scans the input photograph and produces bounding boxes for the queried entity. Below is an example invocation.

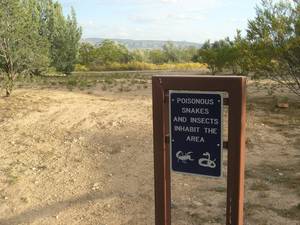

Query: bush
[87,62,207,71]
[75,64,89,72]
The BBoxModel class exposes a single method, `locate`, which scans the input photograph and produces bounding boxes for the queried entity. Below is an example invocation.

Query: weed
[101,84,108,91]
[293,138,300,149]
[118,85,124,92]
[258,191,269,198]
[20,197,29,203]
[250,181,270,191]
[272,205,300,221]
[213,186,226,193]
[67,78,78,86]
[7,174,18,185]
[246,162,300,196]
[104,78,114,85]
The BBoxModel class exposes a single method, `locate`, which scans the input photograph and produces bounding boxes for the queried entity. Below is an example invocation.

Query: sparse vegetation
[0,0,300,224]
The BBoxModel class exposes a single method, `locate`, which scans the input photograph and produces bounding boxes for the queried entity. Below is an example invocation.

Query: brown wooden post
[153,77,171,225]
[152,75,246,225]
[226,79,246,225]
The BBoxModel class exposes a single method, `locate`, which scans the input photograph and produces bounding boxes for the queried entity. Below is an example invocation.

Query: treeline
[193,0,299,96]
[192,34,249,75]
[1,0,299,96]
[75,0,299,97]
[77,40,202,71]
[0,0,81,96]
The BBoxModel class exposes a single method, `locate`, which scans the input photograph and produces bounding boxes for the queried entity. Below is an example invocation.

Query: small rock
[171,201,176,209]
[277,103,289,108]
[278,173,284,176]
[92,183,101,190]
[192,201,203,207]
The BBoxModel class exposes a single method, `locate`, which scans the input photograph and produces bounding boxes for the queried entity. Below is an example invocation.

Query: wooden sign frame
[152,75,246,225]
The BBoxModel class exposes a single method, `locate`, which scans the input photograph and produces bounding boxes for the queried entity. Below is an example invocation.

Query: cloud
[63,0,254,42]
[129,10,206,24]
[160,0,178,3]
[167,13,205,21]
[125,0,220,25]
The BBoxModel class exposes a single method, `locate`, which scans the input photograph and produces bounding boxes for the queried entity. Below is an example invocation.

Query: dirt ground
[0,79,299,225]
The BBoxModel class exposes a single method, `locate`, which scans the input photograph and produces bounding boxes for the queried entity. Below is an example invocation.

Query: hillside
[82,38,202,49]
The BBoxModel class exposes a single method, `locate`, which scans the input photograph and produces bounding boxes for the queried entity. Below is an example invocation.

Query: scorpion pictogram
[176,151,194,163]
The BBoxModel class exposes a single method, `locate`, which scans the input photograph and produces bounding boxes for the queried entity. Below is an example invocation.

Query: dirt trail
[0,89,154,225]
[0,86,299,225]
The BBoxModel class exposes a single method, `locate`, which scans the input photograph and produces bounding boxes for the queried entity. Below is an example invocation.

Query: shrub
[86,62,207,71]
[75,64,89,72]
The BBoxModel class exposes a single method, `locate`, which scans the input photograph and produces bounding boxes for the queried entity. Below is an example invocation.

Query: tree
[78,43,97,65]
[96,40,132,65]
[162,42,180,63]
[33,1,82,74]
[130,49,146,62]
[180,47,198,62]
[0,0,49,96]
[195,41,219,74]
[247,0,300,96]
[148,49,167,64]
[50,5,82,74]
[234,30,252,75]
[193,40,233,74]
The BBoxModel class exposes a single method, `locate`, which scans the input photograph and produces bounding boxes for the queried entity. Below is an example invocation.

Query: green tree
[78,42,97,65]
[130,49,147,62]
[247,0,300,96]
[34,1,82,74]
[234,30,252,75]
[194,40,231,74]
[50,6,82,74]
[180,47,198,62]
[0,0,49,96]
[162,42,180,63]
[148,49,167,64]
[96,40,132,65]
[196,41,219,74]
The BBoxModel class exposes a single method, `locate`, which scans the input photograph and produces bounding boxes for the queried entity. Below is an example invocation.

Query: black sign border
[169,90,224,178]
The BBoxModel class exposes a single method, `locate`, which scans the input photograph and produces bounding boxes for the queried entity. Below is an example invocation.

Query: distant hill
[82,38,201,50]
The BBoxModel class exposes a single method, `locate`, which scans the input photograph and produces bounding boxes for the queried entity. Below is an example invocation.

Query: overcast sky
[59,0,261,43]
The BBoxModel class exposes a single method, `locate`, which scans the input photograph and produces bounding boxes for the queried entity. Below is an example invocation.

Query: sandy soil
[0,82,299,225]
